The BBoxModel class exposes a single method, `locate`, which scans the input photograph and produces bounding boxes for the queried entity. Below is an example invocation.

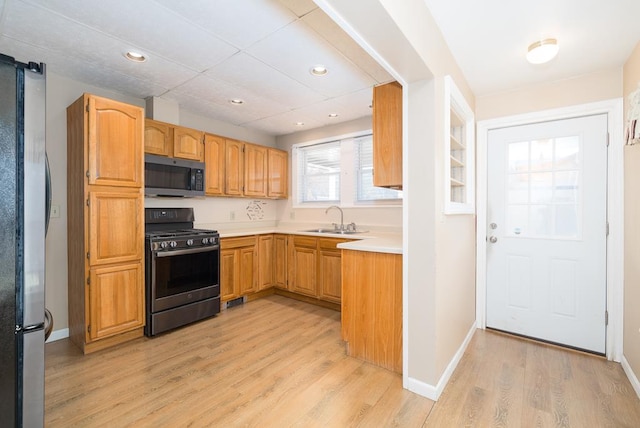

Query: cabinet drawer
[292,236,317,248]
[318,238,350,250]
[221,236,257,249]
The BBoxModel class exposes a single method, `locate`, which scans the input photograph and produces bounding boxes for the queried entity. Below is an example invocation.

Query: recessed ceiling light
[294,122,305,126]
[526,38,559,64]
[310,65,328,76]
[229,99,244,105]
[328,113,338,118]
[124,51,146,63]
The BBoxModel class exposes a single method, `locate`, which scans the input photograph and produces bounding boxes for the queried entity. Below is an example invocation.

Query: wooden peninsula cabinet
[372,81,402,189]
[67,93,145,354]
[341,249,403,373]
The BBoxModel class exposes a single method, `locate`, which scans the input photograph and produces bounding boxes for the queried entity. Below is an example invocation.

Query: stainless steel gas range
[144,208,220,336]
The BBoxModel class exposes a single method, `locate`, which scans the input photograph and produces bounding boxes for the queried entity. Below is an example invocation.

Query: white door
[486,114,607,353]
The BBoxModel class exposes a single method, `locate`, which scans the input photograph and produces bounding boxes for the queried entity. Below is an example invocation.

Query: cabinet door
[88,262,144,341]
[87,95,143,188]
[267,148,288,199]
[274,234,287,289]
[288,236,317,297]
[144,119,171,156]
[173,125,203,161]
[220,248,239,301]
[204,134,225,195]
[88,191,143,266]
[225,139,244,196]
[244,144,268,197]
[372,82,402,189]
[258,235,274,291]
[239,246,257,295]
[318,239,345,303]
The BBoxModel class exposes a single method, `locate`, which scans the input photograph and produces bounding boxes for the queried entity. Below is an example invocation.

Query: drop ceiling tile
[243,108,324,136]
[152,0,297,49]
[160,92,266,126]
[289,88,372,127]
[169,74,292,119]
[277,0,318,18]
[246,20,377,98]
[22,0,238,71]
[0,36,167,98]
[3,1,198,89]
[302,8,392,84]
[205,53,326,109]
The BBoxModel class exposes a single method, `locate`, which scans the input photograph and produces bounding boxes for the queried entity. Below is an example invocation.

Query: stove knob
[202,237,209,245]
[160,241,169,249]
[186,239,194,246]
[170,241,177,248]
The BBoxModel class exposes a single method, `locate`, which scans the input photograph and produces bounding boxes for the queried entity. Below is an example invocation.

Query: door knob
[489,236,498,243]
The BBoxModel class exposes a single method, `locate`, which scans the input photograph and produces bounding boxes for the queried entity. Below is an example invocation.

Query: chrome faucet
[325,205,344,231]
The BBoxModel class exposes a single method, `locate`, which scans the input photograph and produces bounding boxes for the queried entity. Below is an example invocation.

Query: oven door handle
[154,246,219,257]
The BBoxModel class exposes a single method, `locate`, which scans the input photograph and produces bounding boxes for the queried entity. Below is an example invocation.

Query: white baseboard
[405,323,477,401]
[46,328,69,343]
[622,356,640,399]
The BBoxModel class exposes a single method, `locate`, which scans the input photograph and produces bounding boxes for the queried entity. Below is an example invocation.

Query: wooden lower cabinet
[288,236,318,297]
[220,233,348,307]
[220,236,257,302]
[318,238,347,303]
[88,262,144,341]
[273,234,287,289]
[258,235,274,291]
[341,250,403,374]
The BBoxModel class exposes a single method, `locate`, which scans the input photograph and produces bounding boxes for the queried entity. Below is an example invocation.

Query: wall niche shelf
[444,76,475,214]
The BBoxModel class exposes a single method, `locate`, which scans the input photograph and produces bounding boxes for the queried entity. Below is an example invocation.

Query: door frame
[476,99,624,361]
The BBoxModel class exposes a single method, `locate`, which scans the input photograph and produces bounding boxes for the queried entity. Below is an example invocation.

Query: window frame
[292,130,403,209]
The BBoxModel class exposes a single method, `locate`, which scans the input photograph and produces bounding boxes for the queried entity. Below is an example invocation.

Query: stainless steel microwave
[144,154,205,197]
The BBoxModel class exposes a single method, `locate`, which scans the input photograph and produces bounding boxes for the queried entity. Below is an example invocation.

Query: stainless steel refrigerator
[0,54,47,427]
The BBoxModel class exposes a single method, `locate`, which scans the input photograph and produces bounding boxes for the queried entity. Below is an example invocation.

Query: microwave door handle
[190,171,196,190]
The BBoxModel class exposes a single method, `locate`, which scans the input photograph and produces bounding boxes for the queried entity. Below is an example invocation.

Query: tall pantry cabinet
[67,93,145,354]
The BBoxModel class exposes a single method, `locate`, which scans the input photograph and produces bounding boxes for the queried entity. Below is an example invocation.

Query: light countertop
[199,224,402,255]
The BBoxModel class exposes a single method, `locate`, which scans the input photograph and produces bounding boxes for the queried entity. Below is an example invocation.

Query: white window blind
[297,141,341,203]
[355,135,402,202]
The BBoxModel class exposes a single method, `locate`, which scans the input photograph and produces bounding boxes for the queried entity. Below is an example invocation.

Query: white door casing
[476,99,624,361]
[486,114,607,353]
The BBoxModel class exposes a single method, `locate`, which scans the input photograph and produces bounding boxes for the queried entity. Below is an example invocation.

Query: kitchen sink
[301,228,367,235]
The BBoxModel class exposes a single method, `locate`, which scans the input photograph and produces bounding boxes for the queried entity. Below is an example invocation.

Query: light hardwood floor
[45,295,432,427]
[425,329,640,427]
[45,295,640,427]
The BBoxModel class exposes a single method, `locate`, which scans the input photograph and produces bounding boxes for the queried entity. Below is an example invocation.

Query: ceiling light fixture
[229,99,244,105]
[526,38,559,64]
[310,65,328,76]
[328,113,338,118]
[294,122,305,126]
[124,51,147,63]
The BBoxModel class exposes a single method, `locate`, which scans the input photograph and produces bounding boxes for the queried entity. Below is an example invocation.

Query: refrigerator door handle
[20,323,45,333]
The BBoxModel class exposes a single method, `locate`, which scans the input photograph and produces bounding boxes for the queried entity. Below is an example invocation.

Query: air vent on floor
[226,296,245,309]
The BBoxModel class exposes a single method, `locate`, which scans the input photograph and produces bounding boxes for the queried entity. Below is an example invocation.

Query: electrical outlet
[230,211,236,220]
[50,205,60,218]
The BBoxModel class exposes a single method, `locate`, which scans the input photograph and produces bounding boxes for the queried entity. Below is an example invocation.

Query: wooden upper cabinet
[244,143,268,197]
[267,148,288,199]
[88,190,143,267]
[372,81,402,189]
[225,139,244,196]
[144,119,171,156]
[173,125,204,161]
[204,134,225,195]
[86,94,143,188]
